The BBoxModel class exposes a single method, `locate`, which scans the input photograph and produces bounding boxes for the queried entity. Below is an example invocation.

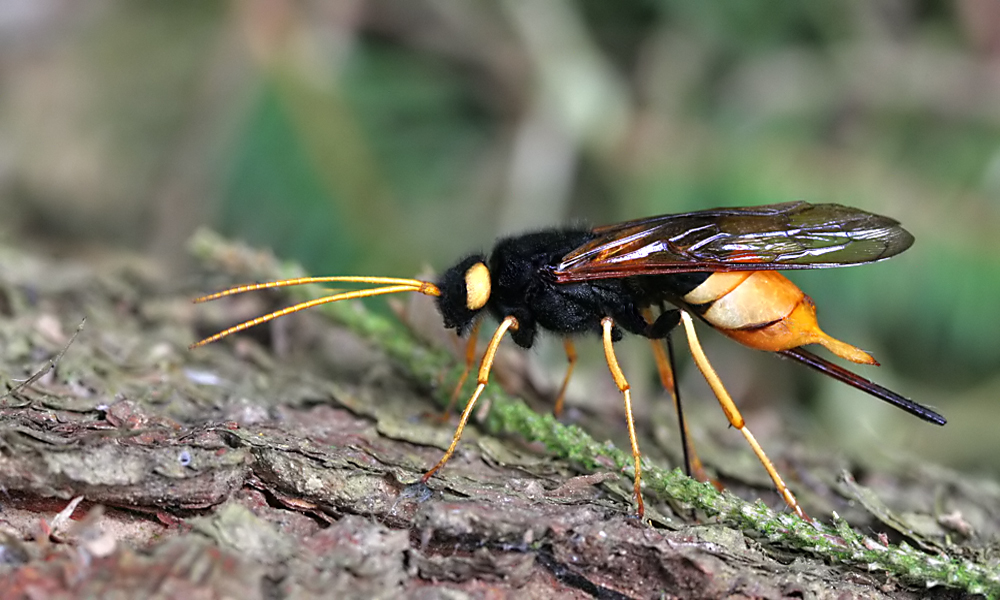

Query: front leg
[423,316,519,482]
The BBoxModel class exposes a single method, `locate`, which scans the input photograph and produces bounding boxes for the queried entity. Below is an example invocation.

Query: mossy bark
[0,233,994,599]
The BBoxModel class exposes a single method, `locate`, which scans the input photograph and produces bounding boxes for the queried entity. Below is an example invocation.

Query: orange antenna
[191,276,440,348]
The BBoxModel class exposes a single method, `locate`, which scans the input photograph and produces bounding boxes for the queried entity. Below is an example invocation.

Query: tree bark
[0,233,992,599]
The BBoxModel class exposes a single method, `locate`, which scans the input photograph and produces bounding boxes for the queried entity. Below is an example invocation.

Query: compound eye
[464,262,491,310]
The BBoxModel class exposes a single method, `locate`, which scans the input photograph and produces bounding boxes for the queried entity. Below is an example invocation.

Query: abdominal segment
[683,271,877,365]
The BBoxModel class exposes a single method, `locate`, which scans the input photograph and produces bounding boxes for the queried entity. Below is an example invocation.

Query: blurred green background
[1,1,998,472]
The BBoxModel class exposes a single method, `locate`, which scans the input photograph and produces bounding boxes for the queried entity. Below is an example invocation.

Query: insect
[192,201,945,519]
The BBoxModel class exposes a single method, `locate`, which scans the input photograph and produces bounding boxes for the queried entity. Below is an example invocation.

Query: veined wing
[553,202,914,282]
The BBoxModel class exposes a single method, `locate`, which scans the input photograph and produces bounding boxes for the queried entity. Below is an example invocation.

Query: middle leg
[600,317,646,517]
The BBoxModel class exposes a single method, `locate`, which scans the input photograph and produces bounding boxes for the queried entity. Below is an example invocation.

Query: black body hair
[434,228,708,349]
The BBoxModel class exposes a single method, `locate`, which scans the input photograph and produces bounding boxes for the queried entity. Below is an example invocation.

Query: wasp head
[435,254,490,336]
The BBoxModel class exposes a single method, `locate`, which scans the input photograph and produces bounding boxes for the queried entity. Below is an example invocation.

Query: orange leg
[647,334,712,485]
[600,317,645,518]
[678,311,808,520]
[553,338,577,417]
[641,307,710,484]
[440,321,481,421]
[422,316,518,482]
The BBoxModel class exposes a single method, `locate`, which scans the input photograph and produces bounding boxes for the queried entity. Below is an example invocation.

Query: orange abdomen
[682,271,877,365]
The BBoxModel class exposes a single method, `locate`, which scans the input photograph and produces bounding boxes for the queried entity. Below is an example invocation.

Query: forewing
[554,202,914,282]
